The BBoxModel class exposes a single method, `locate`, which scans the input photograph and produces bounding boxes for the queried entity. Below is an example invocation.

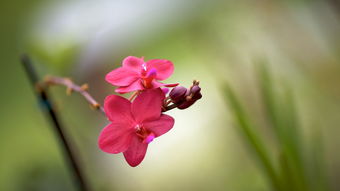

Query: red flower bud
[177,99,196,109]
[191,85,201,95]
[192,92,202,100]
[169,86,187,103]
[177,84,202,109]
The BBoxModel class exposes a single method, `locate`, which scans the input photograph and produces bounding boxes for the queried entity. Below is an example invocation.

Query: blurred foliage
[29,40,81,74]
[224,62,329,191]
[1,0,340,190]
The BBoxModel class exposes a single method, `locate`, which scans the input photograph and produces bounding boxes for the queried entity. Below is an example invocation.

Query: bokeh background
[1,0,340,190]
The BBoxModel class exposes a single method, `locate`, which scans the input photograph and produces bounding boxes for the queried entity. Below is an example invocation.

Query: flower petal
[105,67,139,86]
[115,79,144,94]
[104,95,133,123]
[144,114,174,137]
[131,88,165,123]
[123,136,148,167]
[146,59,174,80]
[122,56,144,72]
[98,123,134,154]
[151,81,179,89]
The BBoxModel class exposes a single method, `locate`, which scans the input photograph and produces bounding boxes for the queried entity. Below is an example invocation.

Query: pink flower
[98,88,174,167]
[106,56,178,94]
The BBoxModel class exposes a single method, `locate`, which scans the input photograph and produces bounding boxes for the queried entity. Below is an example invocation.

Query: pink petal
[131,88,165,123]
[123,136,148,167]
[105,67,139,86]
[163,83,179,87]
[144,114,174,137]
[151,81,179,89]
[98,123,134,154]
[104,95,134,123]
[146,59,174,80]
[115,79,144,94]
[122,56,144,72]
[161,88,169,95]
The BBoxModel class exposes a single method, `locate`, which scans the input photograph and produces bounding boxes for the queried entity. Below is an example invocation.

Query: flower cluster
[98,56,202,167]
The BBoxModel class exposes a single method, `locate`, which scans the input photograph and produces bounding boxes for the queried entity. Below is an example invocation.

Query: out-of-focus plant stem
[224,62,330,191]
[257,63,308,191]
[21,54,91,191]
[223,85,282,191]
[43,75,105,115]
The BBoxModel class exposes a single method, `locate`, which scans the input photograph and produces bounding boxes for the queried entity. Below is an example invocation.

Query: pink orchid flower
[106,56,178,94]
[98,88,174,167]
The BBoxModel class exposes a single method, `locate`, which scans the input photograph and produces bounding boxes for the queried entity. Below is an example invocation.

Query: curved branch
[21,55,91,191]
[43,76,105,115]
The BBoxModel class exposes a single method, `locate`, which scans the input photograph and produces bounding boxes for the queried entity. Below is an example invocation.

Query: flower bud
[169,86,187,103]
[164,81,202,111]
[177,99,196,109]
[191,85,201,95]
[177,84,202,109]
[189,85,202,101]
[192,91,202,100]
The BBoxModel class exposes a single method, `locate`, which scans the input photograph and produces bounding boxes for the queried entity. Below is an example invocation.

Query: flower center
[134,124,155,144]
[141,67,157,89]
[142,63,147,71]
[144,133,155,144]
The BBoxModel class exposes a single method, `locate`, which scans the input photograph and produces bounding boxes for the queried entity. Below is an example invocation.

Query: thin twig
[128,90,140,101]
[21,54,91,191]
[163,103,177,112]
[43,76,105,115]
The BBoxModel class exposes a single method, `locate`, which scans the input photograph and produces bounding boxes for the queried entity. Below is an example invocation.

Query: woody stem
[43,76,105,115]
[21,54,91,191]
[129,91,140,101]
[162,103,178,112]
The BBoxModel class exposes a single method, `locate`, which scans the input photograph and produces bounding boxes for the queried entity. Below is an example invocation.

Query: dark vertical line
[21,54,90,191]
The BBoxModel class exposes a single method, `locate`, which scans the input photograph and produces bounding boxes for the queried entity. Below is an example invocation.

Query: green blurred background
[1,0,340,190]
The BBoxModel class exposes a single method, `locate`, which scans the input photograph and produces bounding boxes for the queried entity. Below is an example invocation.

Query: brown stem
[43,76,105,115]
[128,91,140,101]
[21,55,91,191]
[162,103,177,112]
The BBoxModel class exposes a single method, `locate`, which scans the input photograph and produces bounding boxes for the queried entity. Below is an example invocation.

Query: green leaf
[257,62,307,191]
[223,84,282,191]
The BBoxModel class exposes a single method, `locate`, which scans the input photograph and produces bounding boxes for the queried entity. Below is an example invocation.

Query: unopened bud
[191,85,201,95]
[178,84,202,109]
[193,92,202,100]
[169,86,187,103]
[177,99,196,109]
[165,81,202,111]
